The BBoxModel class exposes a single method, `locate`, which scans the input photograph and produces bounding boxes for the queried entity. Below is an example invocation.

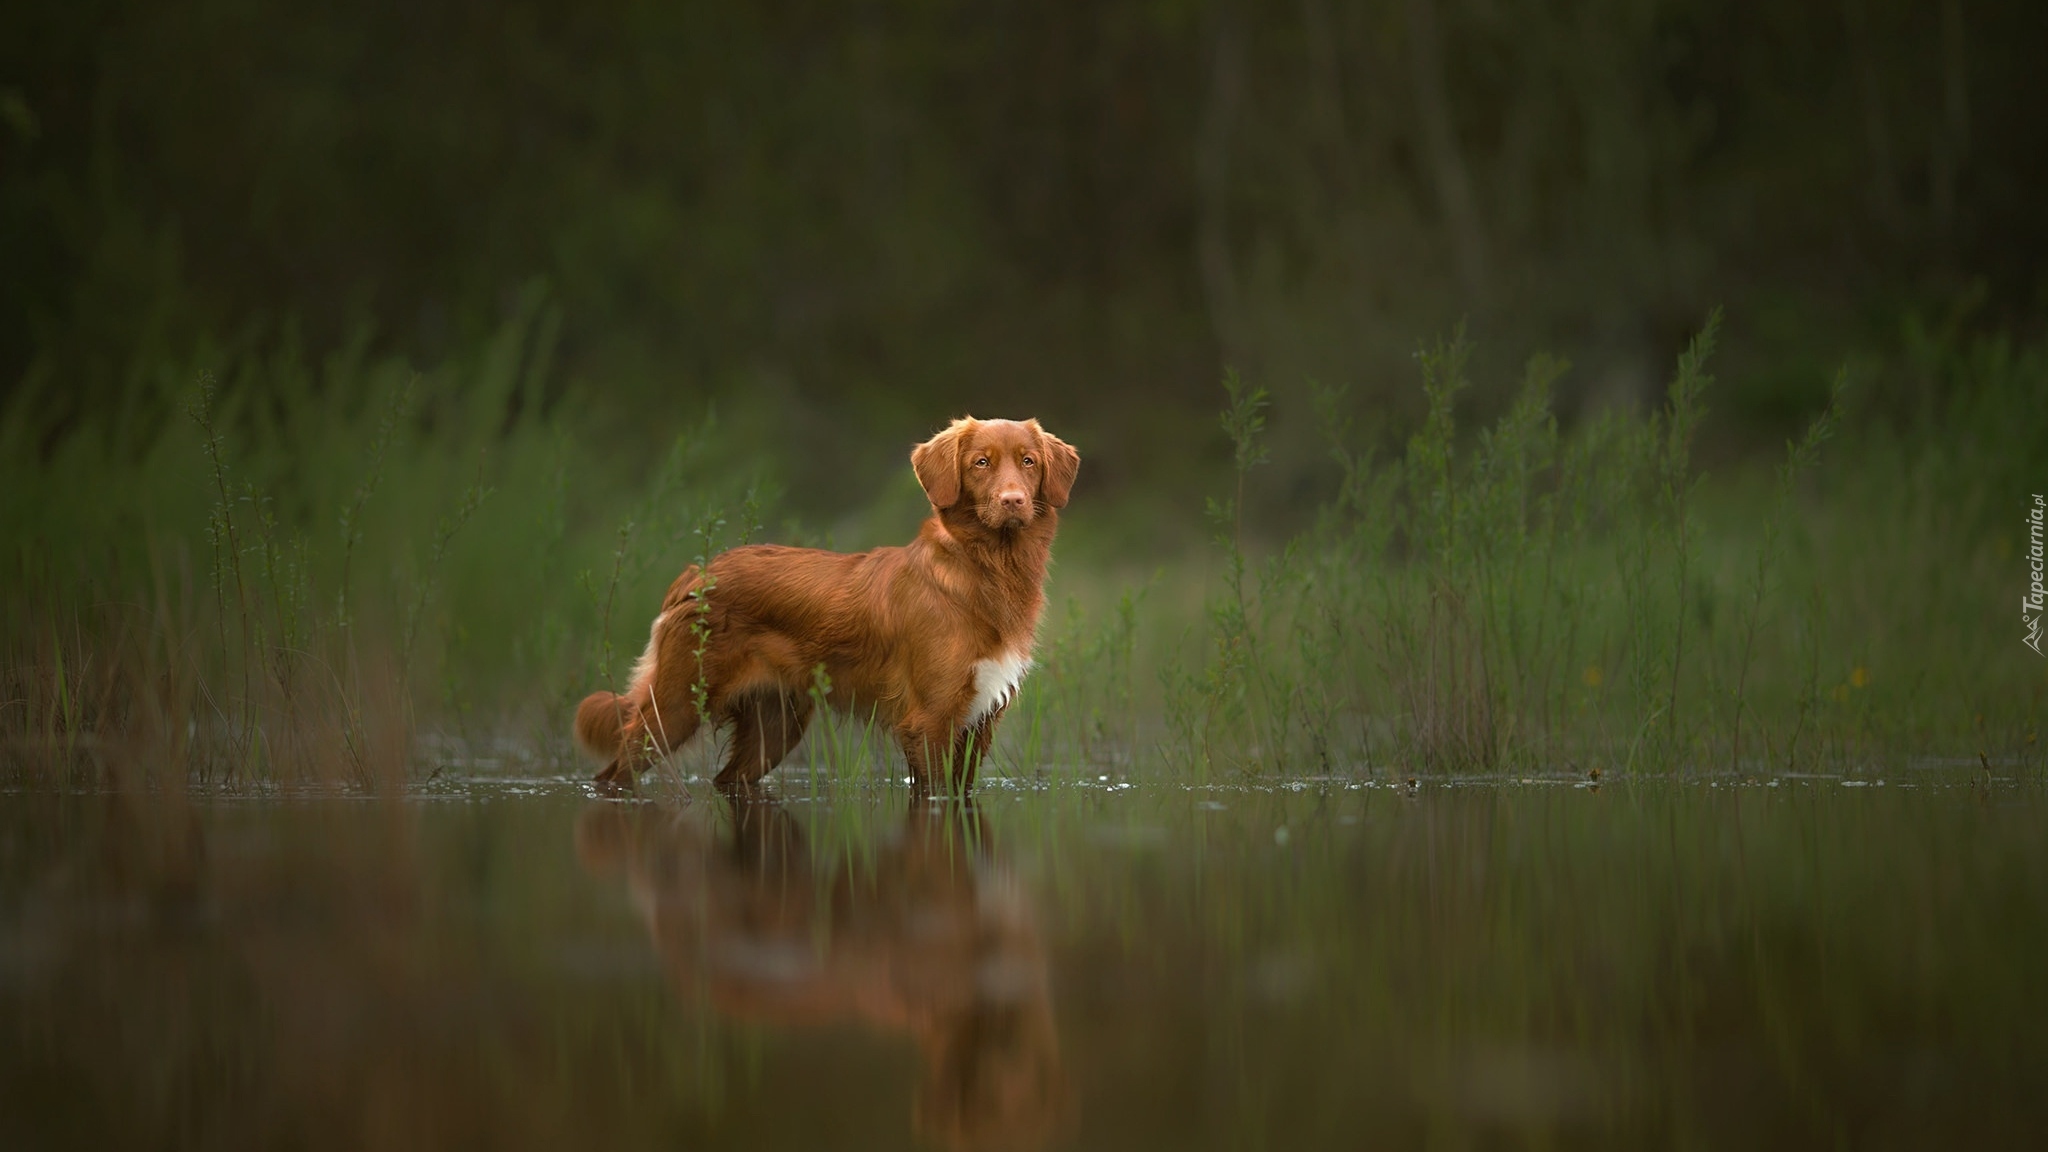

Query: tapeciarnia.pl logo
[2027,493,2045,656]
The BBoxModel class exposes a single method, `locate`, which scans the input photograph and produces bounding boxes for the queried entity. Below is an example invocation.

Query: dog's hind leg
[591,576,712,791]
[595,687,704,792]
[714,690,814,789]
[595,632,711,790]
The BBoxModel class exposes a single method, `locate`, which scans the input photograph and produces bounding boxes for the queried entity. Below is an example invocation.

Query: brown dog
[575,417,1079,791]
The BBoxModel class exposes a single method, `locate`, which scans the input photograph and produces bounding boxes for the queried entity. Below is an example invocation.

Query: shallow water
[4,766,2045,1149]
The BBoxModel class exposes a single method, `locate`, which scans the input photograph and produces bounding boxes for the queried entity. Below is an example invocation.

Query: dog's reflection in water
[576,790,1069,1149]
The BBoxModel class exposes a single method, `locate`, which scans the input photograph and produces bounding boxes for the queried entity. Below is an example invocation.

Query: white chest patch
[965,649,1034,727]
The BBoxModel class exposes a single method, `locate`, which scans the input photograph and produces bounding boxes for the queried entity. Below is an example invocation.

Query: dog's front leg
[895,716,945,792]
[901,705,995,795]
[950,705,1005,792]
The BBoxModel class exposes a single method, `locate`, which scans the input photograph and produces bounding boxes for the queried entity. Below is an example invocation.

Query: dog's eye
[1021,455,1035,467]
[974,456,990,468]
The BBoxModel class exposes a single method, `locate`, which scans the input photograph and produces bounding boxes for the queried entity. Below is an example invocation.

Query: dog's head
[912,417,1080,530]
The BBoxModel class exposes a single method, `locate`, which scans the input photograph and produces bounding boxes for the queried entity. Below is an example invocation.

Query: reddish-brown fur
[575,417,1079,791]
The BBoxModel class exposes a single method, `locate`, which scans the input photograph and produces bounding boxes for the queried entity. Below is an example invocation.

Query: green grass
[3,307,2043,786]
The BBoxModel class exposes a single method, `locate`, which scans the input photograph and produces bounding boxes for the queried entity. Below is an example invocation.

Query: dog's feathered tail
[575,689,634,763]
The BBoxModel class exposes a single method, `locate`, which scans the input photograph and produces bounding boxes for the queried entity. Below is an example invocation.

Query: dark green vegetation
[5,773,2045,1149]
[5,1,2045,783]
[7,0,2048,501]
[4,306,2043,783]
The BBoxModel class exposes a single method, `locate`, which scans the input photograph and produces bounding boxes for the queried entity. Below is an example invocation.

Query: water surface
[4,766,2044,1148]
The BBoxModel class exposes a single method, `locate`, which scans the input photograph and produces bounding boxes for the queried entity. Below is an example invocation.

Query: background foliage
[3,0,2043,780]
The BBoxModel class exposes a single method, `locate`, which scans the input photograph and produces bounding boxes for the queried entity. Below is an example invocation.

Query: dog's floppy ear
[1034,424,1080,510]
[912,419,969,509]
